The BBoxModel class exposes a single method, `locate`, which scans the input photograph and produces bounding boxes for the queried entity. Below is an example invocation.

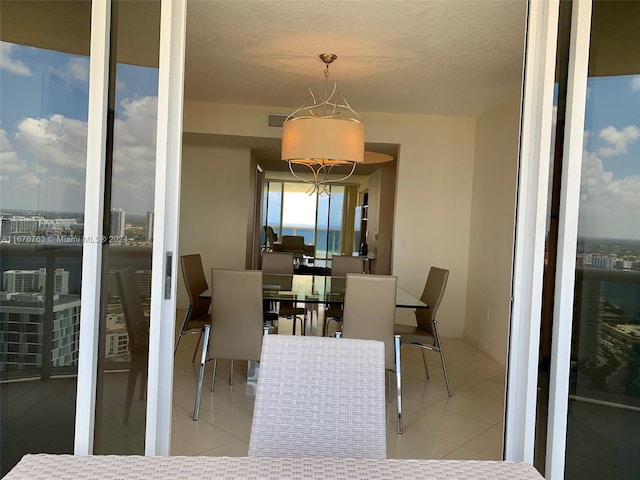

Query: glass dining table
[201,273,428,310]
[200,273,427,379]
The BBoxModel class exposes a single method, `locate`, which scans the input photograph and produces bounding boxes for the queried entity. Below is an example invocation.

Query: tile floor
[171,312,506,459]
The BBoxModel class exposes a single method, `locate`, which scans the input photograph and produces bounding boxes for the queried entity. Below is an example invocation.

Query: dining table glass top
[260,274,427,309]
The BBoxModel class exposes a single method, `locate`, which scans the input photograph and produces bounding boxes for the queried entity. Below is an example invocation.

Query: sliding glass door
[1,0,186,467]
[561,2,640,478]
[526,1,640,478]
[92,0,161,455]
[0,2,92,474]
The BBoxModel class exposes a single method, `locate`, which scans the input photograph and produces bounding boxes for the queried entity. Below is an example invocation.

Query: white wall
[464,97,520,366]
[182,102,478,337]
[366,112,477,336]
[177,143,253,308]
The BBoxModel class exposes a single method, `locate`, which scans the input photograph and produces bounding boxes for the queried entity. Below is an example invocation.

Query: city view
[0,208,153,375]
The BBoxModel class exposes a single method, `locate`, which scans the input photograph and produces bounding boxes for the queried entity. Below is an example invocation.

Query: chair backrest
[115,267,149,354]
[280,235,305,252]
[415,267,449,335]
[264,226,277,247]
[209,269,264,361]
[331,255,365,276]
[249,335,386,459]
[341,273,397,370]
[261,251,294,274]
[180,254,211,319]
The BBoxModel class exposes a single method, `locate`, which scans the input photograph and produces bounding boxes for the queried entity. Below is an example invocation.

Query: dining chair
[248,335,387,459]
[330,254,365,276]
[323,255,366,336]
[175,254,212,362]
[394,266,452,396]
[114,267,149,425]
[262,226,279,252]
[193,269,270,421]
[261,251,307,335]
[340,273,404,433]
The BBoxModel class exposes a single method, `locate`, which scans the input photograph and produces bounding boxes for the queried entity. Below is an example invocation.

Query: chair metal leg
[193,324,210,421]
[210,358,217,392]
[229,360,234,386]
[394,334,403,434]
[174,305,192,355]
[191,329,204,363]
[433,320,452,397]
[421,348,430,379]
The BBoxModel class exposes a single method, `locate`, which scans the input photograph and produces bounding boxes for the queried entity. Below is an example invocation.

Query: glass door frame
[544,1,592,478]
[506,0,561,465]
[73,0,186,456]
[507,0,595,477]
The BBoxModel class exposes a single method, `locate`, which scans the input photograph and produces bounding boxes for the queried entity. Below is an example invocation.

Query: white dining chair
[249,335,387,459]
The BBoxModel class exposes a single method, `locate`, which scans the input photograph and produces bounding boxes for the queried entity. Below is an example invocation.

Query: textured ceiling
[185,0,528,117]
[184,0,528,171]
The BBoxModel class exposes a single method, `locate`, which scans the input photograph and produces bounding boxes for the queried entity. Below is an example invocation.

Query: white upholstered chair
[394,266,452,396]
[248,335,386,459]
[340,273,404,433]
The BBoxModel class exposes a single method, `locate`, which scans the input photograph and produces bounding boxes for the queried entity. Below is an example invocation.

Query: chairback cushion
[249,335,386,459]
[341,274,397,369]
[209,269,264,361]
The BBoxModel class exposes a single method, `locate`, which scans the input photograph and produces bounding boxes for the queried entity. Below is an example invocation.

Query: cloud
[0,43,31,76]
[20,173,42,187]
[0,128,25,172]
[631,76,640,92]
[15,114,88,169]
[110,96,158,213]
[579,149,640,239]
[597,125,640,157]
[66,58,89,83]
[4,94,158,213]
[0,175,8,181]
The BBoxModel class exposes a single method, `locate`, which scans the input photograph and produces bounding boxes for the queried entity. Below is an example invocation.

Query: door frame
[505,0,560,463]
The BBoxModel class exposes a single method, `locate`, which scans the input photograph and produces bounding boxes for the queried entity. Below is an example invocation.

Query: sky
[0,41,158,216]
[1,40,640,239]
[577,75,640,240]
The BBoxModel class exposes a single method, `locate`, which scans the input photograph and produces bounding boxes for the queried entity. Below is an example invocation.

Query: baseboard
[463,330,507,368]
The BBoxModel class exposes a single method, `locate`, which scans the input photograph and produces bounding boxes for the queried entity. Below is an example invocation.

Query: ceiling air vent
[267,114,287,128]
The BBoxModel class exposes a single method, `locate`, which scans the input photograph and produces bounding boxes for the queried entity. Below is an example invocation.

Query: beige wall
[463,97,520,366]
[367,112,476,336]
[177,143,253,308]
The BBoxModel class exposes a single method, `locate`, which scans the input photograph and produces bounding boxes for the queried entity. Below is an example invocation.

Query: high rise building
[146,211,154,241]
[110,208,126,237]
[2,268,69,294]
[0,292,81,370]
